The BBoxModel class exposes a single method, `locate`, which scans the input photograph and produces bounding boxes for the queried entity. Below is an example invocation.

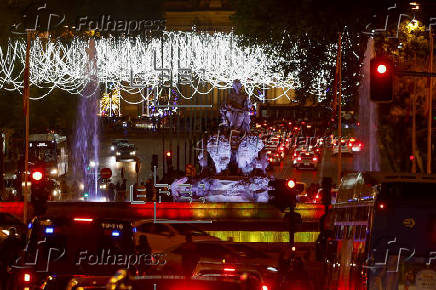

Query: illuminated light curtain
[0,32,302,102]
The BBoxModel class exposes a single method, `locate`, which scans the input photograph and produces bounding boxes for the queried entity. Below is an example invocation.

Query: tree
[231,0,386,108]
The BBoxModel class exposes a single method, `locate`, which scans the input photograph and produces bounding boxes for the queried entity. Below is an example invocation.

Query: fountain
[354,37,380,171]
[171,80,271,202]
[72,39,100,199]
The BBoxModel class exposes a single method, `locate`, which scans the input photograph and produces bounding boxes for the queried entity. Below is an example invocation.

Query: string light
[0,31,338,104]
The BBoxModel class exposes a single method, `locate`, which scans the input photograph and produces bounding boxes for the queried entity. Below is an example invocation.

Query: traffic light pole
[23,31,31,223]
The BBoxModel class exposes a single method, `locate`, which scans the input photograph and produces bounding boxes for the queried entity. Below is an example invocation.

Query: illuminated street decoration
[0,31,304,103]
[99,88,121,117]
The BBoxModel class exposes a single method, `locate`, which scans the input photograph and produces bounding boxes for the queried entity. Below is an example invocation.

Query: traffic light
[30,169,49,215]
[370,57,394,102]
[268,179,297,211]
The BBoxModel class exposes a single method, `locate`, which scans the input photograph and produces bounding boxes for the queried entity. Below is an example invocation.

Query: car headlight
[50,168,58,175]
[111,145,115,151]
[116,152,121,156]
[99,184,107,189]
[130,151,136,155]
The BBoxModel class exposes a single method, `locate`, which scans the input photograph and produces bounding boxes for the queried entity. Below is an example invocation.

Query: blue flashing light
[28,223,32,229]
[45,227,54,234]
[112,230,120,237]
[133,227,137,233]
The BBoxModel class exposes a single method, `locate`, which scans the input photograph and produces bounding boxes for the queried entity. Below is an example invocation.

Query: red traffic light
[287,179,296,189]
[31,170,43,181]
[370,57,393,102]
[166,151,172,157]
[377,64,387,74]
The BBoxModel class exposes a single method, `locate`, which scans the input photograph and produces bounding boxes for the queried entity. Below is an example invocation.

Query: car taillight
[73,217,93,222]
[378,202,386,209]
[297,157,302,161]
[269,158,273,162]
[313,157,318,161]
[224,267,236,272]
[261,285,269,290]
[23,273,31,282]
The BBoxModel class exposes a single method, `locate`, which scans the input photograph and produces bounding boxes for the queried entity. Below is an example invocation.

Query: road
[271,149,354,186]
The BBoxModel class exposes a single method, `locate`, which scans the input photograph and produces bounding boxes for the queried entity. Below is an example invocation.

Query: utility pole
[427,27,433,174]
[412,53,417,173]
[336,32,343,186]
[23,31,31,223]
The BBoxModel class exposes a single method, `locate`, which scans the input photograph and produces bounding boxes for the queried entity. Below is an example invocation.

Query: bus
[328,172,436,290]
[29,133,68,178]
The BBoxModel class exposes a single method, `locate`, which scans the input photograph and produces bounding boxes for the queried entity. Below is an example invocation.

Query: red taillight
[297,157,302,161]
[313,157,318,161]
[279,147,284,151]
[378,202,385,209]
[73,217,93,222]
[23,273,31,282]
[224,268,236,272]
[31,171,43,181]
[262,285,269,290]
[269,158,273,162]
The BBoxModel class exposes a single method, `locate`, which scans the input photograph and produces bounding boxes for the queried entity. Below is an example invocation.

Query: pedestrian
[145,179,154,201]
[107,183,115,201]
[0,227,23,290]
[120,167,125,180]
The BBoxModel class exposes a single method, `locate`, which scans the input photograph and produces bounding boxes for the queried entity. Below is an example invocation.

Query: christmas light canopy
[0,31,335,103]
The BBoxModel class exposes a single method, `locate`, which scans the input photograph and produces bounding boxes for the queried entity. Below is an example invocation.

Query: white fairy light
[0,31,337,104]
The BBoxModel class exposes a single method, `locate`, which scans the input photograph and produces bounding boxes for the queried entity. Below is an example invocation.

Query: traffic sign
[100,168,112,179]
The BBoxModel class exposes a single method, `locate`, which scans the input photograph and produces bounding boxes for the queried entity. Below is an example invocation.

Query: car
[14,216,136,290]
[160,241,278,287]
[106,270,254,290]
[115,143,136,161]
[332,142,353,156]
[132,220,220,252]
[0,212,26,240]
[293,151,319,170]
[110,139,128,152]
[266,149,282,166]
[1,173,19,201]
